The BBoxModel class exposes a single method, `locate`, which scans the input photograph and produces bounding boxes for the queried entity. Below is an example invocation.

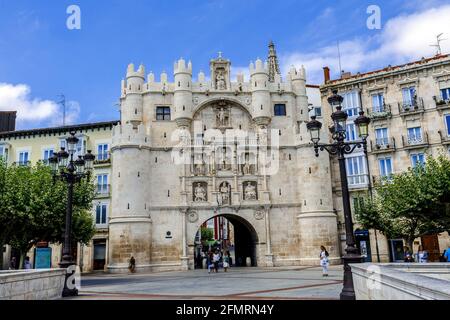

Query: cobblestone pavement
[68,265,343,300]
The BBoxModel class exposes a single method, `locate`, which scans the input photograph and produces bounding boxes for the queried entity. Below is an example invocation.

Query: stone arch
[192,97,252,119]
[188,210,262,269]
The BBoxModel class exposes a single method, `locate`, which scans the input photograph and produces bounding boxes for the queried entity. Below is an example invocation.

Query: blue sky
[0,0,449,129]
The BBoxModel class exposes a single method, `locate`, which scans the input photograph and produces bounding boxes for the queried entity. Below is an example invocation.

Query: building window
[274,104,287,116]
[0,146,8,161]
[60,139,66,150]
[43,149,54,163]
[156,107,171,121]
[96,174,109,194]
[411,153,425,168]
[75,138,86,158]
[375,128,389,145]
[407,127,422,144]
[445,114,450,136]
[314,107,322,117]
[379,157,393,178]
[18,151,29,166]
[402,86,416,106]
[372,93,384,113]
[97,144,109,161]
[346,156,367,186]
[95,203,108,225]
[346,123,357,142]
[441,88,450,101]
[342,91,360,117]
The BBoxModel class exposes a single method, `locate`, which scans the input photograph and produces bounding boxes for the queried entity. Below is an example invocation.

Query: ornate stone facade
[108,43,340,273]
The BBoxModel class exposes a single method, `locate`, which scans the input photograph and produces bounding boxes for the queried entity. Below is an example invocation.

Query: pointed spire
[268,40,281,82]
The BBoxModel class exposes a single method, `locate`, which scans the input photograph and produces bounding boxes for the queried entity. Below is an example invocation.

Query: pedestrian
[207,251,214,274]
[320,246,329,277]
[226,251,232,268]
[9,257,17,270]
[23,256,32,270]
[403,246,414,263]
[416,245,428,263]
[223,252,230,272]
[128,256,136,273]
[443,245,450,262]
[213,250,220,273]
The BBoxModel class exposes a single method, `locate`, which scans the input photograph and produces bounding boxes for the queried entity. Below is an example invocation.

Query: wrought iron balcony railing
[398,97,424,115]
[402,132,429,149]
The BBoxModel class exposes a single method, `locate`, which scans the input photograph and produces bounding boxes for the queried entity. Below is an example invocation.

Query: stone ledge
[350,263,450,300]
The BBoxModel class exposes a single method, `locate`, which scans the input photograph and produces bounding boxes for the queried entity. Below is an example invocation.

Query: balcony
[367,104,393,121]
[94,153,111,166]
[348,174,369,190]
[438,130,450,145]
[13,161,31,167]
[434,96,450,111]
[398,97,424,116]
[402,132,429,150]
[95,184,110,198]
[370,137,396,154]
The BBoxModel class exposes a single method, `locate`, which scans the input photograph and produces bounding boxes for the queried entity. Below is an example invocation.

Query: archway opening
[193,214,258,269]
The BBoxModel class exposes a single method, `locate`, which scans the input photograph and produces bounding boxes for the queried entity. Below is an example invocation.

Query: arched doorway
[193,214,258,269]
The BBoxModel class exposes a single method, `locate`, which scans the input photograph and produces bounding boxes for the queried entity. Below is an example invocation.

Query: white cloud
[281,4,450,84]
[0,83,80,129]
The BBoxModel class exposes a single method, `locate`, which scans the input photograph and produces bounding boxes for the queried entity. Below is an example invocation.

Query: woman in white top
[320,246,329,277]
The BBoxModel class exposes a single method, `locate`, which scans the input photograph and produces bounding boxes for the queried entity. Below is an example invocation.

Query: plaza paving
[69,265,343,300]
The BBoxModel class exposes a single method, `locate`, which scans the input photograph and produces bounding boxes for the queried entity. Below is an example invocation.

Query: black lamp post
[48,132,95,297]
[307,90,370,300]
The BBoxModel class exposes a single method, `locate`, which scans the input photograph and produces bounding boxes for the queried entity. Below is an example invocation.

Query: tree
[0,161,96,269]
[356,155,450,249]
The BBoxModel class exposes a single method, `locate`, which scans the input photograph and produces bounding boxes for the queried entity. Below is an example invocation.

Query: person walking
[403,246,414,262]
[9,257,17,270]
[443,245,450,262]
[416,245,429,263]
[207,251,214,274]
[128,256,136,273]
[223,252,230,272]
[320,246,329,277]
[23,256,32,270]
[213,250,220,273]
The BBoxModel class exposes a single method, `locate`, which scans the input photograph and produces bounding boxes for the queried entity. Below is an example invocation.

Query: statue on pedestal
[194,183,207,202]
[244,182,257,201]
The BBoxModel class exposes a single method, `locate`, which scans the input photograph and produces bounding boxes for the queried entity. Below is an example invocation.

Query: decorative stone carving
[219,182,231,206]
[244,181,257,201]
[254,210,264,220]
[216,70,227,90]
[187,211,199,223]
[193,182,207,202]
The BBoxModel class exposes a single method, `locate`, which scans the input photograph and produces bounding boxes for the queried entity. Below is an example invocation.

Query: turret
[250,58,271,125]
[173,58,193,127]
[289,65,309,122]
[108,123,152,273]
[121,63,145,127]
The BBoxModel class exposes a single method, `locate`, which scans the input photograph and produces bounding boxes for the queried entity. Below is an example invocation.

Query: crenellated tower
[108,64,152,273]
[289,65,309,122]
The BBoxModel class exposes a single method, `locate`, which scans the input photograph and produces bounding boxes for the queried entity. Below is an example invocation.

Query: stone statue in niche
[242,154,254,175]
[219,182,231,206]
[216,70,226,90]
[194,156,206,176]
[194,183,207,202]
[219,147,232,171]
[244,182,257,201]
[216,107,230,127]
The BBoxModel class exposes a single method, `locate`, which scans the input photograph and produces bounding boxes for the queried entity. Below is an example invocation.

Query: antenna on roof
[57,94,66,126]
[430,33,447,56]
[337,41,343,79]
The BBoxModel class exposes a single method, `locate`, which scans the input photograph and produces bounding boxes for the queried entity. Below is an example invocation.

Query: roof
[0,120,119,139]
[324,54,450,86]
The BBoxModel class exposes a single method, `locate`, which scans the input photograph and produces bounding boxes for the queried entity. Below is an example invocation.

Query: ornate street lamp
[48,132,94,297]
[307,90,371,300]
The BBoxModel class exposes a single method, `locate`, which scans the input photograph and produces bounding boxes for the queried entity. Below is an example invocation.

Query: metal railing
[96,184,110,195]
[402,132,429,148]
[370,137,396,152]
[434,96,450,109]
[398,97,424,114]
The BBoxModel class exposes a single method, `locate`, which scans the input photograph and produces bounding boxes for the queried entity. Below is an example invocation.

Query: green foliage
[0,161,96,265]
[356,155,450,247]
[201,227,214,241]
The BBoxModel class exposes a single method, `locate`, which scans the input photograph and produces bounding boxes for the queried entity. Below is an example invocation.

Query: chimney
[0,111,17,133]
[323,66,331,83]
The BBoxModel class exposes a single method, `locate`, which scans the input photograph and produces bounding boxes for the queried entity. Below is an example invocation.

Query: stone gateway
[107,43,340,273]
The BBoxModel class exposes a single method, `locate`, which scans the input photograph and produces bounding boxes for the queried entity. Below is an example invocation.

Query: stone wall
[0,269,65,300]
